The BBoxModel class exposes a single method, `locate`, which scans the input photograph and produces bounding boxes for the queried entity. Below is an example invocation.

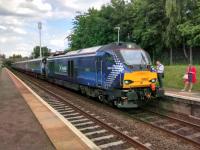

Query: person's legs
[182,82,189,91]
[189,83,193,92]
[188,73,193,92]
[158,73,163,88]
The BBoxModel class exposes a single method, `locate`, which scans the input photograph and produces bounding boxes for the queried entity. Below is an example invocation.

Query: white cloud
[0,25,7,30]
[0,37,7,43]
[49,39,64,49]
[10,27,27,35]
[25,0,52,12]
[0,0,111,57]
[0,16,24,26]
[13,43,33,56]
[0,0,52,17]
[61,0,110,11]
[48,33,69,50]
[2,43,33,57]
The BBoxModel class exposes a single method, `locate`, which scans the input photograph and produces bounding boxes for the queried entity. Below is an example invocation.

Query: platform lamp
[38,22,42,58]
[114,26,120,44]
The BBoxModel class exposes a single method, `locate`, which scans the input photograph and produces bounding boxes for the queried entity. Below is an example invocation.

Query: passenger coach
[12,42,164,108]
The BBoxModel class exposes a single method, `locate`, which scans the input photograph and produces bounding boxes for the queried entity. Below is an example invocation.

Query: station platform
[0,68,98,150]
[153,88,200,118]
[165,88,200,102]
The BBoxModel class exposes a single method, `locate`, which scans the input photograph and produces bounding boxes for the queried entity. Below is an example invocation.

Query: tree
[3,59,13,67]
[164,0,196,64]
[9,54,23,62]
[178,0,200,64]
[0,54,5,59]
[0,54,5,68]
[132,0,167,63]
[69,0,135,50]
[164,0,183,64]
[68,0,200,64]
[32,46,50,58]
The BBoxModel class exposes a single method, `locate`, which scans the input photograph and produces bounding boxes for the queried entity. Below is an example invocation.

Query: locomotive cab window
[120,50,151,65]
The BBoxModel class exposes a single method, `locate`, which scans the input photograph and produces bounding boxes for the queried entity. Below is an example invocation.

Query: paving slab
[0,68,55,150]
[6,68,99,150]
[165,88,200,102]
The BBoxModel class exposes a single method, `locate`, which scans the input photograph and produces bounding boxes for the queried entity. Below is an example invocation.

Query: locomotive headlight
[150,78,157,83]
[124,80,134,85]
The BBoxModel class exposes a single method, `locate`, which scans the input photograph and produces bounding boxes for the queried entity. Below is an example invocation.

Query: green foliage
[69,0,135,50]
[9,54,22,59]
[0,54,5,59]
[178,0,200,47]
[164,65,200,91]
[9,54,23,62]
[132,0,166,55]
[69,0,200,63]
[164,0,185,49]
[3,59,13,67]
[32,46,51,58]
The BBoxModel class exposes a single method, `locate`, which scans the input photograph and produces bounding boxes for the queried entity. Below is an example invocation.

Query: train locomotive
[12,42,164,108]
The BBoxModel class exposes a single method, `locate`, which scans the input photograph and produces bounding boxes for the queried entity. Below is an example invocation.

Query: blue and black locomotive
[12,42,164,108]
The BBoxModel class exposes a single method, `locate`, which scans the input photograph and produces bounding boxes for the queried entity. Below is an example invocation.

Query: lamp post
[114,26,120,44]
[38,22,42,58]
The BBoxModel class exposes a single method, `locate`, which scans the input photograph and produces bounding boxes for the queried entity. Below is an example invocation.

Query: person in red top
[181,64,197,92]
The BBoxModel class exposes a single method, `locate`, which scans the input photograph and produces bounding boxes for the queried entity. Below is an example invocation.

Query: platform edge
[7,69,100,150]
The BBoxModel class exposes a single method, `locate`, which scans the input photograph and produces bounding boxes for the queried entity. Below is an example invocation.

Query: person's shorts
[188,73,193,83]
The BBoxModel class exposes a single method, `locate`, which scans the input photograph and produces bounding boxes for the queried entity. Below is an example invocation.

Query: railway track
[127,109,200,148]
[13,70,151,150]
[12,70,200,149]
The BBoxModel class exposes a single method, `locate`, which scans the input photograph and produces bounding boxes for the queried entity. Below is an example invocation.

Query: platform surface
[165,88,200,102]
[0,68,55,150]
[1,68,96,150]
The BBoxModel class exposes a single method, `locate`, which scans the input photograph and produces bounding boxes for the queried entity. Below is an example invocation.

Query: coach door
[96,57,103,87]
[68,60,74,79]
[48,60,55,77]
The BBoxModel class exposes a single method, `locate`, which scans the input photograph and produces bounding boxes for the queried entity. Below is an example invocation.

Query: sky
[0,0,110,57]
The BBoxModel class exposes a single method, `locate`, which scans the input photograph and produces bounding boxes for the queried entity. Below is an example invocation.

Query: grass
[163,65,200,91]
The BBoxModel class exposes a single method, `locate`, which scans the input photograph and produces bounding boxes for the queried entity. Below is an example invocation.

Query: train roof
[65,42,141,56]
[47,46,102,60]
[48,42,141,59]
[14,42,143,63]
[13,58,42,64]
[65,46,102,56]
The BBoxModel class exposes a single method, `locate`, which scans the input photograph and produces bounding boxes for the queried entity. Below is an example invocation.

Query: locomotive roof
[14,42,142,63]
[49,42,141,59]
[65,46,102,56]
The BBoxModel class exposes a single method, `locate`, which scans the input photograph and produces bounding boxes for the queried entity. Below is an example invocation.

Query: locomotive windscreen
[120,50,151,65]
